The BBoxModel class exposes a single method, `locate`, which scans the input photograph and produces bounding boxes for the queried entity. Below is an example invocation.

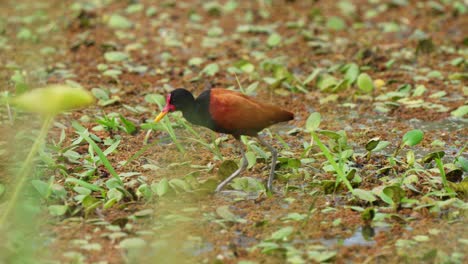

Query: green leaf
[31,179,51,199]
[104,51,129,62]
[326,16,346,30]
[230,177,265,192]
[422,151,445,163]
[305,112,321,132]
[119,114,137,134]
[48,205,68,216]
[103,198,118,209]
[126,3,144,14]
[343,63,360,84]
[304,68,324,85]
[82,195,102,212]
[270,226,294,241]
[373,140,390,152]
[155,178,170,197]
[66,177,104,192]
[382,185,405,205]
[144,93,165,107]
[317,130,341,140]
[16,27,34,41]
[456,156,468,172]
[402,129,424,146]
[451,105,468,118]
[406,150,415,166]
[267,33,282,47]
[316,74,338,92]
[13,85,94,115]
[216,205,247,223]
[412,84,427,96]
[357,73,374,93]
[286,158,301,169]
[353,188,377,202]
[107,188,123,201]
[361,208,375,221]
[365,137,380,151]
[201,63,219,76]
[119,238,147,249]
[245,151,257,169]
[108,14,133,29]
[106,178,123,189]
[308,251,337,263]
[217,160,238,180]
[188,57,204,66]
[73,121,122,184]
[11,70,29,93]
[169,179,191,192]
[282,213,307,221]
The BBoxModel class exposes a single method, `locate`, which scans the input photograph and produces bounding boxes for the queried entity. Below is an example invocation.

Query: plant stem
[0,114,54,226]
[6,102,13,124]
[311,132,353,192]
[434,157,456,197]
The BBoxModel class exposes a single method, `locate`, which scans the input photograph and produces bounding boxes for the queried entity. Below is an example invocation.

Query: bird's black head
[154,88,195,122]
[167,88,195,112]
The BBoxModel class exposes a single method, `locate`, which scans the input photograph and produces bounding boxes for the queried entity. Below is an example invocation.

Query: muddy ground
[0,0,467,263]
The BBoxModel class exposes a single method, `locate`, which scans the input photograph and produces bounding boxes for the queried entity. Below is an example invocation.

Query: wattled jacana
[154,88,294,192]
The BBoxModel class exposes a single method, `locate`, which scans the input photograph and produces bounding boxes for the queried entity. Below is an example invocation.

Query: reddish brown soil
[1,0,466,263]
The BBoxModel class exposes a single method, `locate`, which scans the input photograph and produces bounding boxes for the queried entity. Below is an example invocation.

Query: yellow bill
[154,111,168,122]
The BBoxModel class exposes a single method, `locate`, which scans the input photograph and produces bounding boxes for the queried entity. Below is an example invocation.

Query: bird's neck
[180,103,200,124]
[180,95,215,129]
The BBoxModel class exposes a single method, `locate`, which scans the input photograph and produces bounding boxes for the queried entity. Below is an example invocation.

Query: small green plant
[393,129,424,157]
[144,94,185,152]
[1,85,94,261]
[96,113,137,134]
[365,137,390,160]
[304,112,354,193]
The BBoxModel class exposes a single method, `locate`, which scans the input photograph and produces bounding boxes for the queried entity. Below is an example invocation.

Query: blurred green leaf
[104,51,129,62]
[382,185,405,206]
[402,129,424,146]
[108,14,133,29]
[343,63,360,84]
[267,33,282,47]
[31,180,51,199]
[245,151,257,169]
[326,16,346,30]
[422,151,445,164]
[48,205,68,216]
[451,105,468,118]
[66,177,104,192]
[305,112,321,132]
[357,73,374,93]
[13,85,94,115]
[201,63,219,76]
[218,160,238,180]
[154,178,170,197]
[271,226,294,241]
[216,205,247,223]
[11,70,28,93]
[353,189,377,202]
[365,137,380,151]
[456,156,468,172]
[119,238,146,249]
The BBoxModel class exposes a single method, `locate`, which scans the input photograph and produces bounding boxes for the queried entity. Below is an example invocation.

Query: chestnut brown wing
[209,89,293,136]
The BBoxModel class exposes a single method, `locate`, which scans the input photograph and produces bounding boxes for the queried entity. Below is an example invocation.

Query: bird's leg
[256,135,277,191]
[215,139,248,192]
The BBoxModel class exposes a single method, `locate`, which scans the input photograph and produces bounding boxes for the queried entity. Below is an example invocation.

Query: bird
[154,88,294,192]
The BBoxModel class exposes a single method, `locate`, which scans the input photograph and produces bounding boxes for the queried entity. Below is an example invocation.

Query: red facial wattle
[163,94,176,112]
[154,94,176,122]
